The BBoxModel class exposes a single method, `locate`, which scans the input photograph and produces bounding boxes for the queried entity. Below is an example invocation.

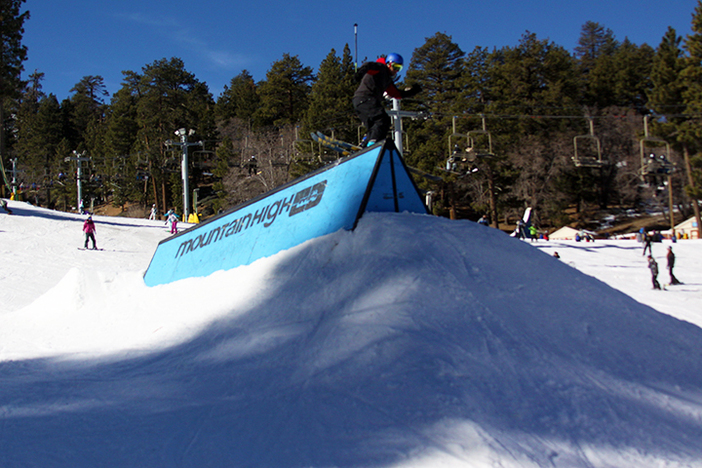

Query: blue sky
[20,0,700,101]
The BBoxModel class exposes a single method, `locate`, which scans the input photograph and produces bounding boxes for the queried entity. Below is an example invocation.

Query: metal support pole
[10,158,18,193]
[388,99,420,155]
[180,133,190,221]
[65,151,90,212]
[77,159,83,206]
[168,129,203,221]
[354,23,358,71]
[392,99,403,154]
[668,174,675,238]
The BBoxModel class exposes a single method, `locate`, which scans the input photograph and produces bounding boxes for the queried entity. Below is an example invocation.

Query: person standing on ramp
[353,53,421,147]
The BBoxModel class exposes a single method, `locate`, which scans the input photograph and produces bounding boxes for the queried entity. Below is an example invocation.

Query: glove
[403,83,422,98]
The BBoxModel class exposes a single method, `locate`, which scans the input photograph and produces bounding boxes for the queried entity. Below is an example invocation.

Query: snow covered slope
[1,200,701,467]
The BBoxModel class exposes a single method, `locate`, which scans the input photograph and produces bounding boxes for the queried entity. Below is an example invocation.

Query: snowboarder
[647,255,661,290]
[148,204,157,220]
[167,209,179,234]
[353,53,421,147]
[666,246,681,285]
[83,215,97,250]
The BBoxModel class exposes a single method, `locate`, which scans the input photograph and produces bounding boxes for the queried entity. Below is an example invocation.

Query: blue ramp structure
[143,140,428,286]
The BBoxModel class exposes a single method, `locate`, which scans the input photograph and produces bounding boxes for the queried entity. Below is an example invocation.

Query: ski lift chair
[572,118,606,168]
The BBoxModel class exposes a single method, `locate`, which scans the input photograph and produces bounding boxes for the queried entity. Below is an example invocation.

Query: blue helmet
[386,53,403,66]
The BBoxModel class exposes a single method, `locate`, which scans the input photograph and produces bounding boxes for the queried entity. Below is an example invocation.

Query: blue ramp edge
[143,140,428,286]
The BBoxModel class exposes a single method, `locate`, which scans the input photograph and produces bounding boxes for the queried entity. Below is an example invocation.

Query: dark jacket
[648,257,659,276]
[353,61,419,103]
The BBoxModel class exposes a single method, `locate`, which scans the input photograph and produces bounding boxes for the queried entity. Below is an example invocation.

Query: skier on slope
[666,246,682,285]
[642,232,653,256]
[167,209,179,235]
[353,53,421,147]
[647,255,661,290]
[83,214,98,250]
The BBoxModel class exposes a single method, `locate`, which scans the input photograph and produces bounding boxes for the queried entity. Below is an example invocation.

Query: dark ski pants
[651,274,661,290]
[353,97,390,143]
[85,232,96,249]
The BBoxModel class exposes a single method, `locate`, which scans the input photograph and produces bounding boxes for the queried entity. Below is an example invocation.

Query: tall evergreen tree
[116,57,215,212]
[302,45,356,143]
[215,70,259,124]
[575,22,619,109]
[459,46,490,113]
[0,0,29,192]
[485,33,581,223]
[67,75,108,148]
[575,21,619,74]
[487,32,580,133]
[255,54,314,128]
[648,27,685,119]
[103,83,140,209]
[404,32,465,173]
[679,0,702,230]
[14,74,63,188]
[610,40,655,110]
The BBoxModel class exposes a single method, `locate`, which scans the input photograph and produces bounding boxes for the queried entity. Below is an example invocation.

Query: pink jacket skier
[83,215,97,249]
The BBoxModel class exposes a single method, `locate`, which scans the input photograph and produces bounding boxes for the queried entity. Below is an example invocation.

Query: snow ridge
[1,203,702,467]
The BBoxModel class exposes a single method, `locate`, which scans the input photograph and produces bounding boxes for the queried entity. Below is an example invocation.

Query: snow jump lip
[143,140,428,287]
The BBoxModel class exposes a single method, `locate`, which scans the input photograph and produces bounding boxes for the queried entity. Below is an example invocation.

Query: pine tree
[116,57,215,212]
[67,76,108,149]
[484,33,582,223]
[255,54,314,128]
[0,0,30,193]
[487,32,579,135]
[648,27,685,119]
[13,74,63,201]
[215,70,259,124]
[575,21,619,74]
[103,84,140,210]
[679,0,702,231]
[302,45,356,143]
[404,32,465,173]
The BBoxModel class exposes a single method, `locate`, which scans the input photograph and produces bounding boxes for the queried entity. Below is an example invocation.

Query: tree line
[1,0,701,231]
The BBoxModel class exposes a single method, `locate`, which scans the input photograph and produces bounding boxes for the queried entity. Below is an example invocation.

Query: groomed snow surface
[1,199,701,468]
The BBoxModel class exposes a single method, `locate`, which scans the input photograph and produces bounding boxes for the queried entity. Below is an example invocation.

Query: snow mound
[1,210,702,467]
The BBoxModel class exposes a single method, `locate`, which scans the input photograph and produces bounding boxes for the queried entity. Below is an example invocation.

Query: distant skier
[167,209,179,234]
[248,156,258,176]
[516,219,527,240]
[148,204,157,220]
[666,246,681,285]
[647,255,661,290]
[83,215,97,250]
[353,53,421,147]
[642,232,653,256]
[529,224,538,242]
[477,215,489,226]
